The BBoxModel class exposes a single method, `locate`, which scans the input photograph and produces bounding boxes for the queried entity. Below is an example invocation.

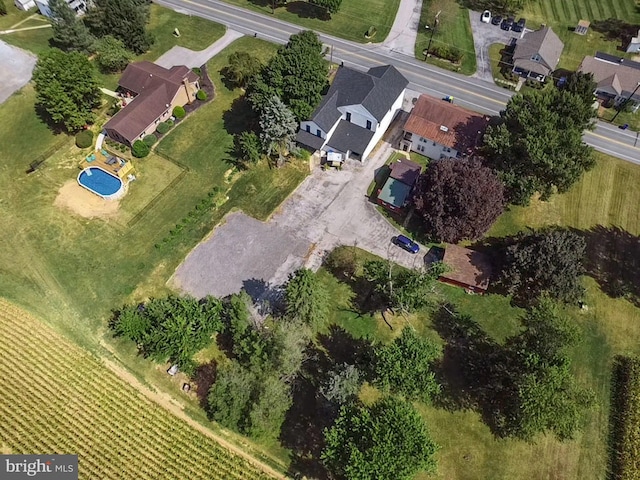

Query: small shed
[626,29,640,53]
[376,158,422,212]
[575,20,590,35]
[439,244,492,294]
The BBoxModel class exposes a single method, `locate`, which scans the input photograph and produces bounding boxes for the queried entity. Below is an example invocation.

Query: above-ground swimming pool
[77,166,124,200]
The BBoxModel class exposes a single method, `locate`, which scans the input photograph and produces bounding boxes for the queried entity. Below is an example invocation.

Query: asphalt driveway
[171,98,426,301]
[0,41,36,104]
[468,10,524,82]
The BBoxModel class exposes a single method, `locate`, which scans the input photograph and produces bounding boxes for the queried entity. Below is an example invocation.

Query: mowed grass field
[0,299,279,480]
[520,0,640,70]
[319,152,640,479]
[219,0,399,43]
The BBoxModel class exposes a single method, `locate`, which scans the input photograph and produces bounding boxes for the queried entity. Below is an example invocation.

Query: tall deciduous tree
[375,327,441,402]
[483,88,596,205]
[284,268,330,329]
[225,51,263,88]
[33,49,101,132]
[561,71,597,105]
[412,159,505,243]
[207,362,256,430]
[94,35,133,72]
[323,397,438,480]
[49,0,94,52]
[86,0,152,54]
[309,0,342,14]
[497,227,586,305]
[248,30,328,120]
[247,373,292,438]
[503,297,594,440]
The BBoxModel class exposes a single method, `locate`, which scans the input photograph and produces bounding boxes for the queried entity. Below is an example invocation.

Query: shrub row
[610,355,640,480]
[156,120,174,135]
[196,90,207,101]
[430,44,463,63]
[155,187,221,250]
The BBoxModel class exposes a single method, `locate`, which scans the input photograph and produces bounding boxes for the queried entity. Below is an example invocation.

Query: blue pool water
[78,167,123,198]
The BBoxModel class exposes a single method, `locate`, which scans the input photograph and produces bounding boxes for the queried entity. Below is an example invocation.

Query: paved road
[0,41,36,104]
[156,0,640,164]
[155,28,243,68]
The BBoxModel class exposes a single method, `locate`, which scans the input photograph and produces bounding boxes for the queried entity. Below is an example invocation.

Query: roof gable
[579,54,640,97]
[309,65,408,127]
[404,95,490,152]
[513,27,564,72]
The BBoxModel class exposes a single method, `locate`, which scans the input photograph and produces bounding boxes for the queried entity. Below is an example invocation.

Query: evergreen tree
[94,35,132,72]
[284,268,330,329]
[49,0,94,52]
[86,0,152,54]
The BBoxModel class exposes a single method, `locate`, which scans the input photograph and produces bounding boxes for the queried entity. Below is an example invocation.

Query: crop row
[609,355,640,480]
[0,301,275,480]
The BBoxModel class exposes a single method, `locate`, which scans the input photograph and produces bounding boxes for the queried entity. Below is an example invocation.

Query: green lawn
[219,0,399,43]
[519,0,640,71]
[314,149,640,479]
[415,0,476,75]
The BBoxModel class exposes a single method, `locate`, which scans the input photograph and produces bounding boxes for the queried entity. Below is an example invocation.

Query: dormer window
[346,112,351,122]
[531,54,541,62]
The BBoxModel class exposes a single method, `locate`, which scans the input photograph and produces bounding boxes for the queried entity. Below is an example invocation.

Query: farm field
[0,298,280,480]
[519,0,640,70]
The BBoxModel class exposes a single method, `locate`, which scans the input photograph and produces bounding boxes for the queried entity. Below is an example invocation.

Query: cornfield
[0,299,279,480]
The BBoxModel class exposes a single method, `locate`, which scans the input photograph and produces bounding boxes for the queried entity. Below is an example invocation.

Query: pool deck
[79,150,133,179]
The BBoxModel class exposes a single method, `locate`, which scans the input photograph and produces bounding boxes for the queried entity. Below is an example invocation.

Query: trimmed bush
[166,119,175,127]
[196,90,207,101]
[132,140,150,158]
[173,105,186,118]
[156,122,170,134]
[143,134,157,147]
[75,130,94,149]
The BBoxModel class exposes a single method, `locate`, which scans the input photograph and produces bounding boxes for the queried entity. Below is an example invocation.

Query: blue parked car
[393,235,420,254]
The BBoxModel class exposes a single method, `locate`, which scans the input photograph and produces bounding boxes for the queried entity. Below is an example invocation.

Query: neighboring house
[14,0,36,11]
[104,62,200,146]
[376,157,422,212]
[296,64,409,162]
[36,0,87,17]
[400,94,490,160]
[579,52,640,111]
[626,29,640,53]
[512,26,564,81]
[440,244,492,294]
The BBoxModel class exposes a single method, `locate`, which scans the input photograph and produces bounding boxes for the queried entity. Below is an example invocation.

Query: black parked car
[491,15,502,26]
[512,17,526,32]
[501,17,514,30]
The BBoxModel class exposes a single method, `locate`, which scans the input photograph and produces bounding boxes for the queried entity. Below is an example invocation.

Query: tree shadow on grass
[317,324,375,375]
[591,18,640,48]
[222,95,257,136]
[574,226,640,307]
[281,345,334,480]
[285,1,331,20]
[431,304,514,437]
[192,361,217,409]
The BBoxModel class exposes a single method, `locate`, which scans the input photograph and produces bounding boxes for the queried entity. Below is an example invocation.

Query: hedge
[196,90,207,101]
[173,105,186,118]
[132,140,150,158]
[75,130,94,149]
[143,134,157,147]
[430,44,463,63]
[156,122,171,134]
[610,355,640,480]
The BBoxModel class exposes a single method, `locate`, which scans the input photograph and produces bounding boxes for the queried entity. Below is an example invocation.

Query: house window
[346,112,351,122]
[306,125,311,133]
[433,142,436,146]
[366,120,372,130]
[531,54,541,62]
[316,129,321,137]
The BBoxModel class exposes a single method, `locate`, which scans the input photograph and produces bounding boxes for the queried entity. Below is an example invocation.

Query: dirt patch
[54,180,120,219]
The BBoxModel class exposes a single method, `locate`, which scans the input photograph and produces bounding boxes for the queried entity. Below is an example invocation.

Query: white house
[400,95,490,160]
[14,0,37,11]
[295,65,409,162]
[36,0,87,17]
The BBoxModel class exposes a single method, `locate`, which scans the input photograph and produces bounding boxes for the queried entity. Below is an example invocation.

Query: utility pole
[424,10,441,59]
[612,81,640,122]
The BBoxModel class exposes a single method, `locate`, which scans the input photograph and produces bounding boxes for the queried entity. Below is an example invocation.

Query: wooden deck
[79,150,133,179]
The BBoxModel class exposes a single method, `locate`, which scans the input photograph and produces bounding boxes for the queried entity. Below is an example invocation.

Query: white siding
[14,0,36,10]
[361,89,405,160]
[409,135,458,160]
[300,120,326,139]
[338,104,378,131]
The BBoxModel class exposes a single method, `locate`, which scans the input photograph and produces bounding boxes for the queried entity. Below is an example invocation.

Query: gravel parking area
[172,212,311,299]
[0,41,36,104]
[468,10,525,82]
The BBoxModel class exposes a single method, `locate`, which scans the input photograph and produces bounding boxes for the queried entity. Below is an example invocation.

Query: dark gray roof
[594,51,640,71]
[310,65,408,129]
[325,120,375,155]
[295,129,325,151]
